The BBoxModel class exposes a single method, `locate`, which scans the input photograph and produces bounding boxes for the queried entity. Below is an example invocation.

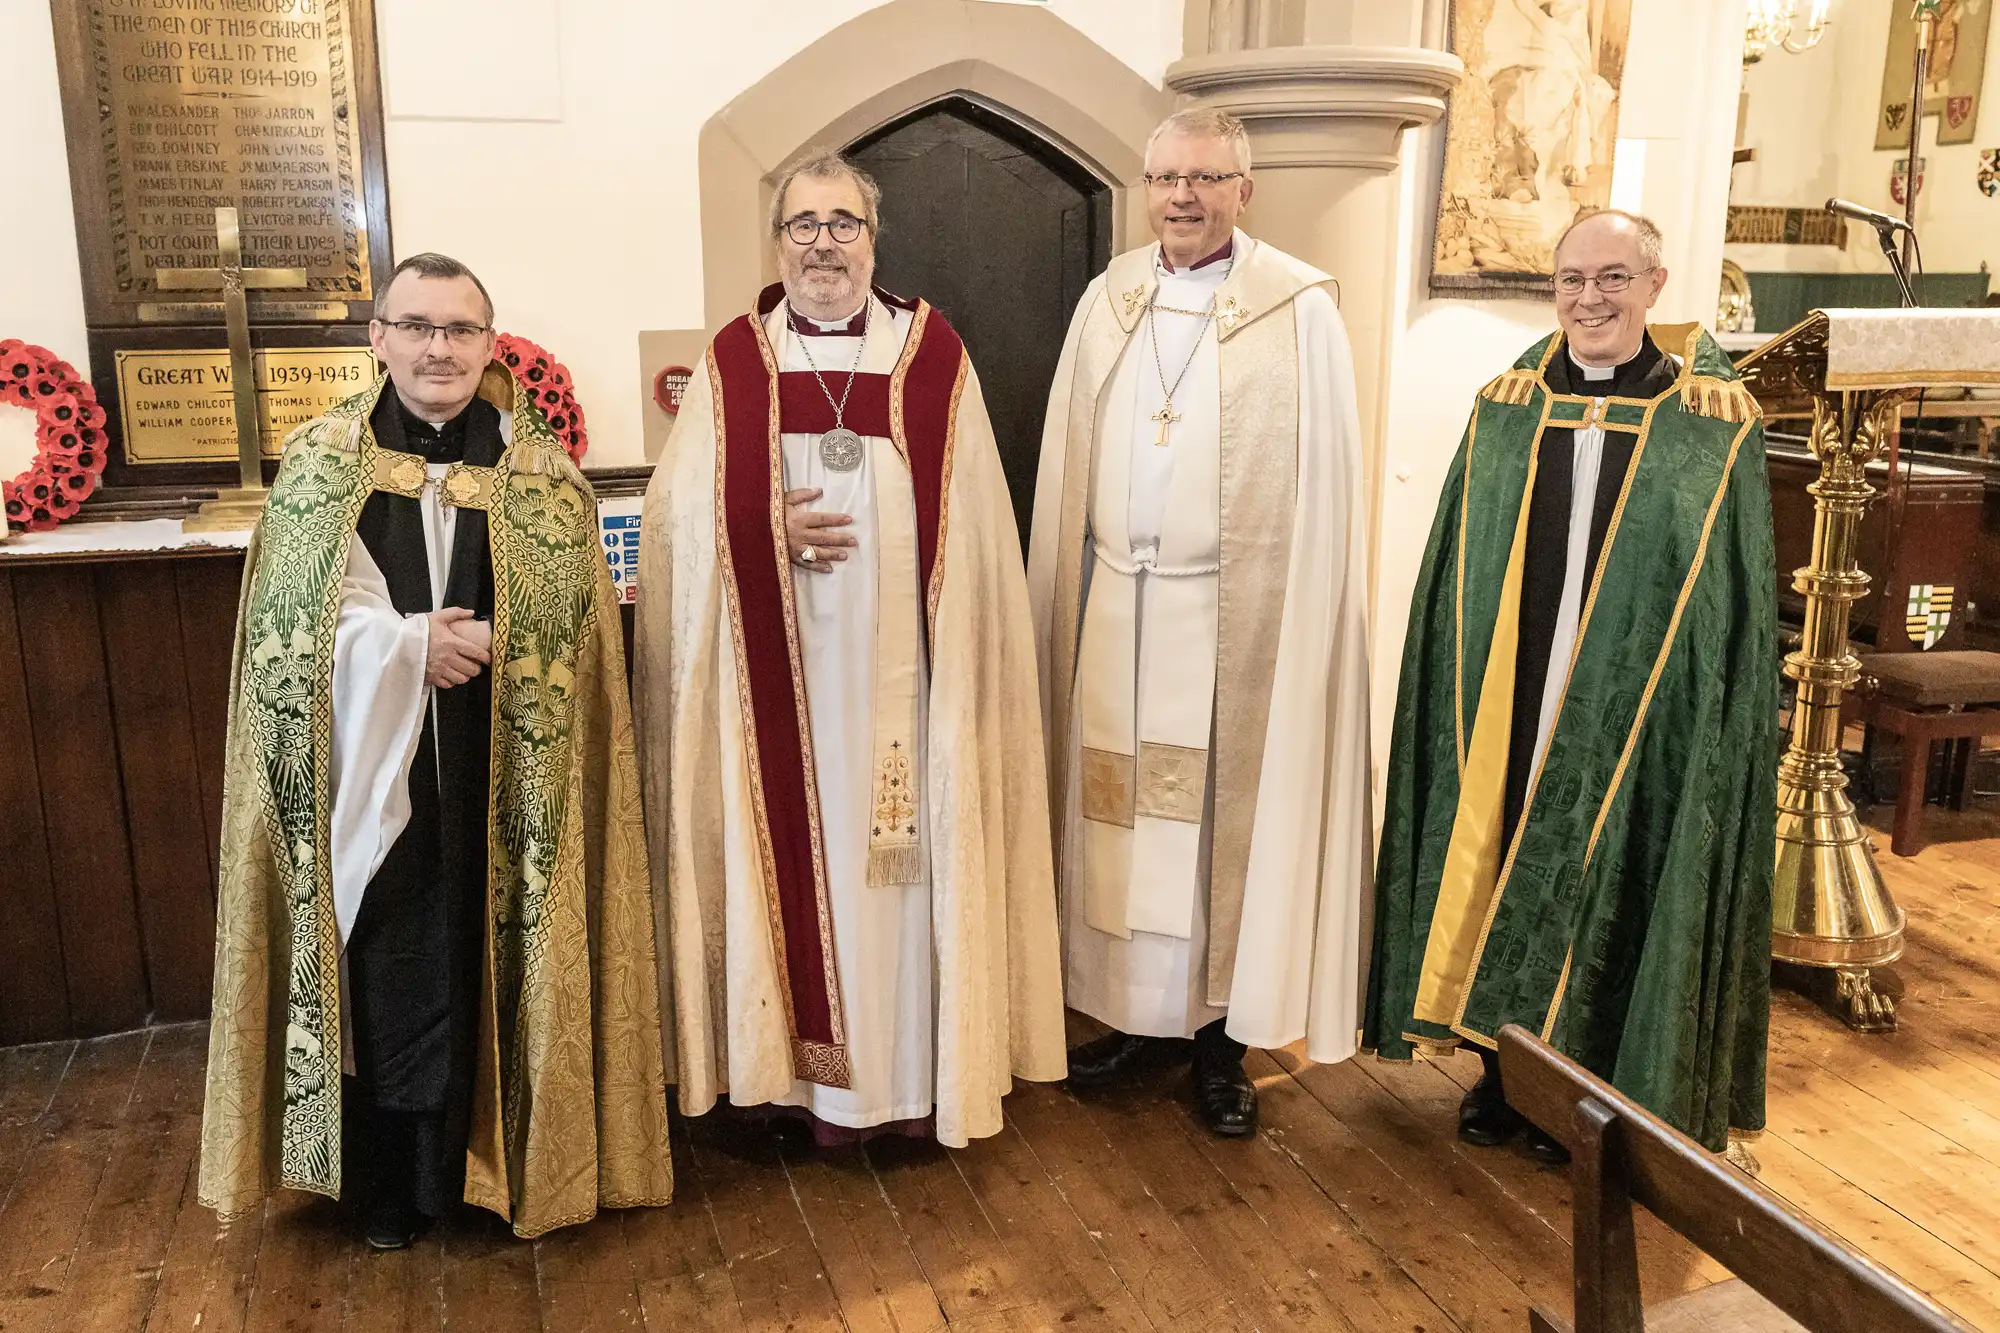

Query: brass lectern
[1738,307,2000,1031]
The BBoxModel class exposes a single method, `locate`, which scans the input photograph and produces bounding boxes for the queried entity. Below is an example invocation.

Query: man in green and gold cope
[198,253,672,1248]
[1365,210,1778,1159]
[1029,108,1374,1139]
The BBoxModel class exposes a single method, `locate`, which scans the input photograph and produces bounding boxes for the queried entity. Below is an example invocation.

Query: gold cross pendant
[1150,403,1181,446]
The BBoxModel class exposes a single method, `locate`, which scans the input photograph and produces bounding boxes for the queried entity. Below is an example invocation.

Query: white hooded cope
[1027,230,1373,1061]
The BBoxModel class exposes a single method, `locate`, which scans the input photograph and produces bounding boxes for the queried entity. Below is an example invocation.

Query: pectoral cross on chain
[1150,403,1182,447]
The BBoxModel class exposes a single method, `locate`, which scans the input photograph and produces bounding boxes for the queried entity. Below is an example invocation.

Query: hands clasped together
[425,606,493,688]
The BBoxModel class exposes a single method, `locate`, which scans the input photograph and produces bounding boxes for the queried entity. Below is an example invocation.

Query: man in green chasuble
[1365,210,1777,1158]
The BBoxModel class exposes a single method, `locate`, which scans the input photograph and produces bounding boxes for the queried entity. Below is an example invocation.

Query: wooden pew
[1497,1024,1973,1333]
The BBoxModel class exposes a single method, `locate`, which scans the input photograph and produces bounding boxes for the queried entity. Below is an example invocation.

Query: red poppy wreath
[496,333,588,464]
[0,341,110,533]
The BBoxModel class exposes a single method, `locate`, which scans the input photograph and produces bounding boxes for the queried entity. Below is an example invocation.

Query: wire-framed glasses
[380,319,491,347]
[1554,267,1657,296]
[1140,171,1245,191]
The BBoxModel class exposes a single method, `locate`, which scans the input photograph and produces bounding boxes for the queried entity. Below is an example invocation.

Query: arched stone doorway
[637,0,1173,464]
[849,97,1113,540]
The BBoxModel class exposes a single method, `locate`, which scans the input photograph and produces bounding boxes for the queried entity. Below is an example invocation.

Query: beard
[786,247,869,316]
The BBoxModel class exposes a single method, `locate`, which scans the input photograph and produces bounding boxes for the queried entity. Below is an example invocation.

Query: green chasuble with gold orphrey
[1364,324,1777,1152]
[198,368,673,1238]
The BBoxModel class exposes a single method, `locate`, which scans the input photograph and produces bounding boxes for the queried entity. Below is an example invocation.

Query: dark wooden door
[848,98,1112,545]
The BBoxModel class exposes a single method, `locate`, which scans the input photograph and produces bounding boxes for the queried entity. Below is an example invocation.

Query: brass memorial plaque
[115,347,377,463]
[82,0,374,306]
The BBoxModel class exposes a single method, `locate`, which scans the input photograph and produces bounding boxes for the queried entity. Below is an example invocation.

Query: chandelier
[1745,0,1833,62]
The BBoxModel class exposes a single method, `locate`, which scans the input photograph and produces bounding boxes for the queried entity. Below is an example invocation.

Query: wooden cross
[1150,403,1182,447]
[154,207,308,527]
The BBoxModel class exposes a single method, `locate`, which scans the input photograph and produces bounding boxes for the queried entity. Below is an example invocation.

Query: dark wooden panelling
[0,573,70,1044]
[175,556,242,875]
[11,567,149,1034]
[99,565,217,1021]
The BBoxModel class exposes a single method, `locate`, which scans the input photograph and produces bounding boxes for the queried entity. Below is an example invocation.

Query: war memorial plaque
[50,0,390,489]
[115,346,378,462]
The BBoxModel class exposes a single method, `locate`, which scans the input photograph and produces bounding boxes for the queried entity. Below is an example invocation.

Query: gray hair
[769,149,883,238]
[1144,108,1253,175]
[374,251,494,325]
[1555,209,1665,271]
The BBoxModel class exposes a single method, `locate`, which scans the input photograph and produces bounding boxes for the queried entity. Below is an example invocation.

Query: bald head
[1553,209,1669,367]
[1555,209,1664,270]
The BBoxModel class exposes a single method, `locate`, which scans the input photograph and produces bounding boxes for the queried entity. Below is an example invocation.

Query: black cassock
[1501,334,1677,843]
[341,389,504,1219]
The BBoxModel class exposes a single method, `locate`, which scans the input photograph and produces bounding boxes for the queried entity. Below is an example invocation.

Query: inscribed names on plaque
[86,0,372,301]
[115,347,377,463]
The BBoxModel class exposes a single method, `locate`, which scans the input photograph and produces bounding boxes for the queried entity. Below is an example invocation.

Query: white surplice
[755,297,939,1131]
[1063,250,1231,1038]
[328,410,513,951]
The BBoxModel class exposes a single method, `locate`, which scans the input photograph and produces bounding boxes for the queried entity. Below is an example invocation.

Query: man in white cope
[634,150,1067,1148]
[1027,109,1373,1137]
[200,253,671,1250]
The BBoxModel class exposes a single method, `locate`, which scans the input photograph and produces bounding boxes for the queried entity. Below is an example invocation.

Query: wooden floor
[3,813,1998,1332]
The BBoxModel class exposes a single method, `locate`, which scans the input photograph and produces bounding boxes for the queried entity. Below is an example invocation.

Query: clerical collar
[787,302,869,337]
[395,392,475,464]
[1159,239,1234,275]
[1554,334,1665,399]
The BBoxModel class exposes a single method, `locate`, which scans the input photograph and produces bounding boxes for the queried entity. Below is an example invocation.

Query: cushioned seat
[1861,651,2000,708]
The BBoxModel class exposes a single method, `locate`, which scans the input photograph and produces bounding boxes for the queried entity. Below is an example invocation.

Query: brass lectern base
[1773,960,1900,1033]
[1773,781,1906,1033]
[183,487,270,533]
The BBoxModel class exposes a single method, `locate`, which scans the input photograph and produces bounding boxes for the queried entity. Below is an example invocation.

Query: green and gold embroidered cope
[1365,325,1778,1152]
[200,370,672,1237]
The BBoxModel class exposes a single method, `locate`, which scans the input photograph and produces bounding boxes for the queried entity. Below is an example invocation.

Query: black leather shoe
[362,1195,428,1251]
[1195,1059,1259,1138]
[1524,1125,1571,1166]
[1065,1032,1193,1089]
[1458,1070,1525,1147]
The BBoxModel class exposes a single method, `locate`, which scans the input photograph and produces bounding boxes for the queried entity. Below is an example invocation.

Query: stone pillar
[1168,0,1459,611]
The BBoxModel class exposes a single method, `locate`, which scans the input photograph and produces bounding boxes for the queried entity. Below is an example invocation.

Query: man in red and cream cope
[1027,109,1373,1137]
[633,150,1067,1147]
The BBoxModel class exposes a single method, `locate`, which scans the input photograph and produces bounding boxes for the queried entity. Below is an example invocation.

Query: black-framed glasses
[379,318,492,346]
[1141,171,1245,191]
[1554,267,1657,296]
[783,215,867,246]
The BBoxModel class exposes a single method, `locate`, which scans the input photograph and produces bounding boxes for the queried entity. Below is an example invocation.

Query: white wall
[1371,0,1748,755]
[0,1,88,373]
[1,0,1181,469]
[1733,1,2000,278]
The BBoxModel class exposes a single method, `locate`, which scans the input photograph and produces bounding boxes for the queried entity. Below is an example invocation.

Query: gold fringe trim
[1680,376,1763,424]
[866,842,925,888]
[1478,368,1542,406]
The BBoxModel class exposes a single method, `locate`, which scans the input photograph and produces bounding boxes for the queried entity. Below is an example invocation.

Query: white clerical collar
[1570,354,1619,382]
[785,297,872,337]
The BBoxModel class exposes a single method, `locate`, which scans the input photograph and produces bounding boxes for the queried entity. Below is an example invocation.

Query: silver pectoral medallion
[819,427,864,472]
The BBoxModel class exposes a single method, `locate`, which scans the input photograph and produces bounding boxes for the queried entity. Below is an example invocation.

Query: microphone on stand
[1824,198,1911,233]
[1826,197,1919,307]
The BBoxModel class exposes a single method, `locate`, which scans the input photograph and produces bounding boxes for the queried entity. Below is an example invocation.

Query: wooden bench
[1497,1024,1972,1333]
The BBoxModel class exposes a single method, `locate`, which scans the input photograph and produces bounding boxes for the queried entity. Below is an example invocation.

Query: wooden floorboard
[6,810,2000,1330]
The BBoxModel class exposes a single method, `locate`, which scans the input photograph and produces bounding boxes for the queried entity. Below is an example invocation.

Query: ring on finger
[799,544,817,563]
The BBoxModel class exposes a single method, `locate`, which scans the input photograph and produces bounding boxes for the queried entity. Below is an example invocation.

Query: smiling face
[367,271,494,420]
[1144,131,1252,268]
[775,172,876,322]
[1554,213,1669,366]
